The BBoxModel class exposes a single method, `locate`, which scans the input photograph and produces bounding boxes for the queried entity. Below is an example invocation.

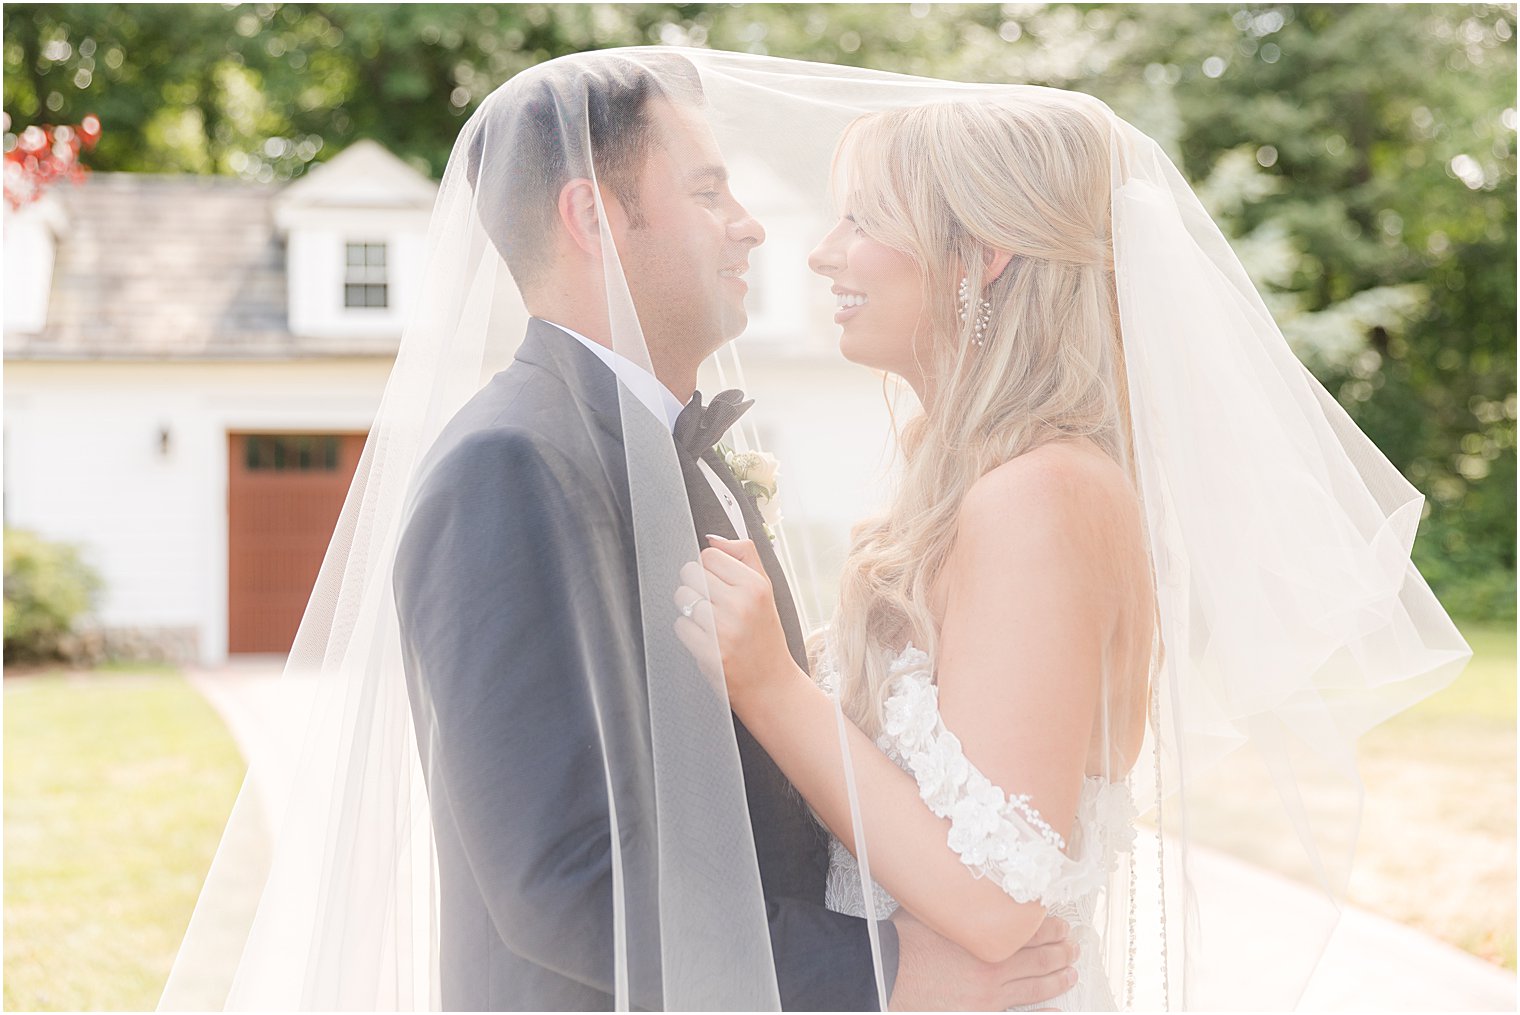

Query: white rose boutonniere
[717,444,782,541]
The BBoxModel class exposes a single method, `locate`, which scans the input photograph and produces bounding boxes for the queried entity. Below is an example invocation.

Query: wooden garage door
[228,432,366,654]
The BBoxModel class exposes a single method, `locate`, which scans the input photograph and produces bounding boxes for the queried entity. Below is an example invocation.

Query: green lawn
[1375,621,1517,727]
[1179,618,1517,971]
[1352,619,1517,969]
[4,671,245,1012]
[2,621,1514,1010]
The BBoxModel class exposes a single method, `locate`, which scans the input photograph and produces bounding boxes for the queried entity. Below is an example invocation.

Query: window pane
[367,244,386,268]
[345,283,367,307]
[367,284,388,308]
[242,435,352,472]
[346,243,365,267]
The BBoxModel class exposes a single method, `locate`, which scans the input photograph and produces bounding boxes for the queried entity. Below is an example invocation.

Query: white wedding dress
[816,644,1138,1012]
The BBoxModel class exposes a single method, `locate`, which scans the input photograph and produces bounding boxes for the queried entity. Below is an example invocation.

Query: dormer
[3,194,66,337]
[272,140,437,344]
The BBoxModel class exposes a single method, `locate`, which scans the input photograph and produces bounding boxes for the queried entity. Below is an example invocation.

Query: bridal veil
[159,48,1470,1011]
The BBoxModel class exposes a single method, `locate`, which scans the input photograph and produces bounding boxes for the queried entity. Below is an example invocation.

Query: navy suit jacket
[394,319,895,1010]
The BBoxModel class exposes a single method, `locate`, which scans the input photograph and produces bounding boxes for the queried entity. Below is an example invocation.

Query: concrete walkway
[189,658,1517,1012]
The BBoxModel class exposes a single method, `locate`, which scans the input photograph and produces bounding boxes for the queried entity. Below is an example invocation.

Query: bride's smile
[832,287,867,319]
[809,213,934,389]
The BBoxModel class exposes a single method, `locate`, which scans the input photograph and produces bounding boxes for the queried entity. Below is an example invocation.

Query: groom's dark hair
[466,52,705,292]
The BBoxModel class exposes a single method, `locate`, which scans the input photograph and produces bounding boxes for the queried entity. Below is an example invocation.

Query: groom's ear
[556,178,606,256]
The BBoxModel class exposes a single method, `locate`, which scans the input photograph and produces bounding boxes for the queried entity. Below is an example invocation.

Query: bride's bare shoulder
[957,438,1138,537]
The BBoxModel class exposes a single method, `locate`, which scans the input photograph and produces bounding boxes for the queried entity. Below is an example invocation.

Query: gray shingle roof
[6,172,399,360]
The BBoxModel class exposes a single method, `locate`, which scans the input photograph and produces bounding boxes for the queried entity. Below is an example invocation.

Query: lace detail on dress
[825,836,899,919]
[820,643,1139,910]
[814,642,843,699]
[816,641,1139,1011]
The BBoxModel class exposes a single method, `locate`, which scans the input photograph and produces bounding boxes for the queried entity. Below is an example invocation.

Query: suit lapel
[697,448,808,670]
[679,452,742,542]
[520,319,811,673]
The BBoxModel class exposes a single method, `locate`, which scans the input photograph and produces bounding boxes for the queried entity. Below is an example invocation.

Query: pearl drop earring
[957,275,993,346]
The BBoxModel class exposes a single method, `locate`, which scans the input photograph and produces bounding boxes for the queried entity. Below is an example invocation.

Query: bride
[675,85,1471,1010]
[677,95,1149,1012]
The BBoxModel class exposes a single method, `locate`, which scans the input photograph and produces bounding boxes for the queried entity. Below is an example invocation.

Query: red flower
[3,114,101,211]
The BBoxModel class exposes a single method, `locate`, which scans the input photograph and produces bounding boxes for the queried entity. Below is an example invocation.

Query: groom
[394,54,1076,1011]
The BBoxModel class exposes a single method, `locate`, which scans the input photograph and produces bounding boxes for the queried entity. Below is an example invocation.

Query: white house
[3,141,904,665]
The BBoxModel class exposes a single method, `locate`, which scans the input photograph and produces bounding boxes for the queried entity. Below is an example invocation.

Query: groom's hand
[888,907,1077,1011]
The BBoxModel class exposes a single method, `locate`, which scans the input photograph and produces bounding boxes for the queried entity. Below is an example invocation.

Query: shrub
[3,528,103,663]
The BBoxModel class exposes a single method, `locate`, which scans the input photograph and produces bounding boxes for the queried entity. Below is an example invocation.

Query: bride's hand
[673,535,796,710]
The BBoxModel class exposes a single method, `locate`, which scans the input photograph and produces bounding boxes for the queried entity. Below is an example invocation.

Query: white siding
[3,334,910,663]
[4,359,392,664]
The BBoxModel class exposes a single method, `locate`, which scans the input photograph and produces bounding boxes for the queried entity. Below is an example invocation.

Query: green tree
[1121,5,1518,619]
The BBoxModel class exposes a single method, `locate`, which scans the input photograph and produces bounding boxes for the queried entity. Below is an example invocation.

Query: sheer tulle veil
[158,47,1470,1011]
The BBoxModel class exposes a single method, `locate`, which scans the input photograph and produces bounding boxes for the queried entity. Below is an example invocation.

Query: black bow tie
[674,388,753,459]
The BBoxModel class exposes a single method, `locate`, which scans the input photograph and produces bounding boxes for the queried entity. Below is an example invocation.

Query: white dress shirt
[545,320,750,540]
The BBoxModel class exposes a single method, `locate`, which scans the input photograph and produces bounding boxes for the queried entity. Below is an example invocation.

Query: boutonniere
[716,443,782,542]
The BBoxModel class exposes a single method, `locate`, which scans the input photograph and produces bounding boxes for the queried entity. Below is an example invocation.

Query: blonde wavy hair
[822,95,1136,739]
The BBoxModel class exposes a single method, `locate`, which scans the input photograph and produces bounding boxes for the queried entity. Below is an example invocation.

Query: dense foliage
[4,3,1514,617]
[3,528,103,662]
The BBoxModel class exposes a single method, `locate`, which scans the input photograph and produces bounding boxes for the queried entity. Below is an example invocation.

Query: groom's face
[608,98,764,357]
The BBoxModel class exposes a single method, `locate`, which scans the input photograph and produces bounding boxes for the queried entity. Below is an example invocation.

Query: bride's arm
[682,453,1118,965]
